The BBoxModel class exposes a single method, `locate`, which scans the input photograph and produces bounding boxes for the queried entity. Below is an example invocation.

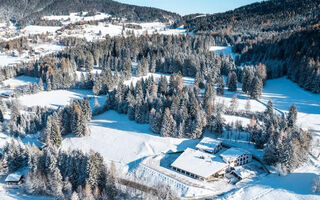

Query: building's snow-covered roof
[5,172,23,182]
[220,148,251,163]
[196,137,222,153]
[171,148,227,178]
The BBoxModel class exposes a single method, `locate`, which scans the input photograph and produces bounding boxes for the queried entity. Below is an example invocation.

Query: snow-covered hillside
[61,110,198,164]
[261,77,320,135]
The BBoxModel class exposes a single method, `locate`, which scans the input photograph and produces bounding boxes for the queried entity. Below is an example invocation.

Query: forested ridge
[0,0,180,25]
[176,0,320,93]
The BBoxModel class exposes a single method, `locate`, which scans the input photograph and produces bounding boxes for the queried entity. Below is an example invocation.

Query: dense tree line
[179,0,319,34]
[103,73,227,139]
[42,99,91,147]
[175,0,320,93]
[238,27,320,93]
[22,34,234,93]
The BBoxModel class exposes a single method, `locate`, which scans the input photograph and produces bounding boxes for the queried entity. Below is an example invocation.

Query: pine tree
[123,58,132,80]
[204,81,215,115]
[158,75,168,95]
[93,75,102,95]
[287,104,297,127]
[51,121,62,147]
[94,98,100,110]
[160,108,177,137]
[265,100,275,128]
[242,68,254,94]
[214,112,224,135]
[250,76,263,99]
[46,77,52,91]
[216,76,224,96]
[256,63,267,85]
[149,108,162,134]
[227,71,238,92]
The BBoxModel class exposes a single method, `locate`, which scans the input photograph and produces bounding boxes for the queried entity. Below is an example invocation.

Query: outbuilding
[196,137,222,154]
[5,172,24,185]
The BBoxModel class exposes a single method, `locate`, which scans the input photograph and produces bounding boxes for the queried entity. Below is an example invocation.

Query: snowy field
[61,110,199,165]
[17,89,105,110]
[0,54,27,68]
[43,12,111,25]
[22,25,61,35]
[2,76,39,87]
[261,77,320,134]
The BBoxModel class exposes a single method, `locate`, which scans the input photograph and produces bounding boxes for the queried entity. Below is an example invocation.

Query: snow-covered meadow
[17,89,105,110]
[261,77,320,134]
[61,110,198,165]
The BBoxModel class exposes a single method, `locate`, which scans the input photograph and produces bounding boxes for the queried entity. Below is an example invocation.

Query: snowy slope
[261,77,320,134]
[61,110,198,164]
[218,171,319,200]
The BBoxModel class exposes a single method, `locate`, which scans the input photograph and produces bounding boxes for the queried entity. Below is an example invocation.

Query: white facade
[220,148,252,166]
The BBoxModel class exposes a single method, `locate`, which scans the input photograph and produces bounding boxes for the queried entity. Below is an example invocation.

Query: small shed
[5,172,24,185]
[196,137,222,154]
[220,148,252,167]
[171,148,227,181]
[231,167,253,180]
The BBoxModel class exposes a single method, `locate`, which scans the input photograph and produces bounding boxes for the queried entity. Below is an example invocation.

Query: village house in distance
[171,137,253,181]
